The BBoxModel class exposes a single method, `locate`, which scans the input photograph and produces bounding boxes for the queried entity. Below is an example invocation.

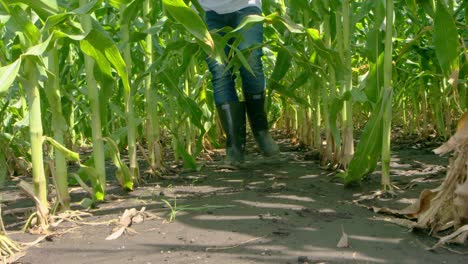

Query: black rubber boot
[217,101,246,168]
[245,92,280,157]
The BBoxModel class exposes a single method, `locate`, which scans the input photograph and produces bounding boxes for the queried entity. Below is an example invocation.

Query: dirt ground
[2,134,468,264]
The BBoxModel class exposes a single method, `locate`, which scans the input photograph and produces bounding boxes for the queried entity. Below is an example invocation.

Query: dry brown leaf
[433,112,468,155]
[430,225,468,250]
[360,113,468,245]
[450,230,468,244]
[373,216,417,229]
[21,235,49,247]
[105,227,126,241]
[372,206,400,214]
[337,227,349,248]
[105,207,148,241]
[5,251,26,263]
[119,208,138,227]
[398,189,436,216]
[132,214,145,224]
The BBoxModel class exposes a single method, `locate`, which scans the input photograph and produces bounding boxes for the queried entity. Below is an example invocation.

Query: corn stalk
[120,3,139,182]
[143,0,164,174]
[79,0,106,200]
[381,0,394,191]
[321,0,339,167]
[339,0,354,168]
[22,59,49,211]
[45,42,71,209]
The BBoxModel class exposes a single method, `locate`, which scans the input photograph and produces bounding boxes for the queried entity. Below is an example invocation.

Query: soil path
[6,138,468,264]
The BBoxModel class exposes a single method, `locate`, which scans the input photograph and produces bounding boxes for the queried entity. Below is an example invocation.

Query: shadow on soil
[5,136,467,264]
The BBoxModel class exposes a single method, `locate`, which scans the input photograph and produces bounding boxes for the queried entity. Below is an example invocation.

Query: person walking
[199,0,280,168]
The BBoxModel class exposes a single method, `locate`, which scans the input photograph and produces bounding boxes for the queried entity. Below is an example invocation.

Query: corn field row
[0,0,466,241]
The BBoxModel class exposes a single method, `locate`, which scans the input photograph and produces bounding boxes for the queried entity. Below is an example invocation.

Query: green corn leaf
[342,90,391,185]
[72,0,102,14]
[290,0,310,13]
[350,89,368,103]
[288,71,310,91]
[4,0,59,20]
[418,0,435,18]
[44,136,81,162]
[79,163,105,201]
[433,1,459,76]
[405,0,418,17]
[306,28,345,77]
[80,39,112,77]
[80,29,130,94]
[329,88,371,150]
[158,68,205,168]
[363,53,384,104]
[145,16,168,35]
[263,12,304,34]
[162,0,214,52]
[79,197,95,209]
[0,58,21,94]
[103,137,134,191]
[270,46,292,83]
[179,42,200,75]
[43,13,72,32]
[175,137,197,170]
[108,0,128,9]
[365,27,384,63]
[121,0,145,26]
[190,0,204,16]
[8,6,41,46]
[0,0,11,12]
[43,0,102,31]
[232,14,265,33]
[160,69,204,131]
[272,83,310,107]
[276,15,304,34]
[23,33,55,56]
[232,47,255,76]
[351,1,375,26]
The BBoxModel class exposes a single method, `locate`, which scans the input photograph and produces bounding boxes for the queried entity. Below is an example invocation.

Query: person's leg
[235,6,266,95]
[205,11,238,105]
[234,7,279,157]
[205,11,246,167]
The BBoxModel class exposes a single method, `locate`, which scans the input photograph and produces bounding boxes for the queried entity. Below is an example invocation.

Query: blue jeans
[205,6,265,105]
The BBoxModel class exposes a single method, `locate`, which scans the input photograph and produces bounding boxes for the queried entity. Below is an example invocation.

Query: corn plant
[142,0,164,174]
[0,0,465,241]
[341,0,464,187]
[78,0,107,200]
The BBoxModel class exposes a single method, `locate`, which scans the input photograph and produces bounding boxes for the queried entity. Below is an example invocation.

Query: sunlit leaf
[44,136,81,162]
[232,14,265,33]
[0,59,21,94]
[433,1,459,76]
[162,0,214,52]
[78,162,105,201]
[80,29,130,94]
[4,0,59,20]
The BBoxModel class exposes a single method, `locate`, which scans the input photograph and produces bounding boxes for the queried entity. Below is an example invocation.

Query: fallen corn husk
[106,207,153,240]
[399,113,468,248]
